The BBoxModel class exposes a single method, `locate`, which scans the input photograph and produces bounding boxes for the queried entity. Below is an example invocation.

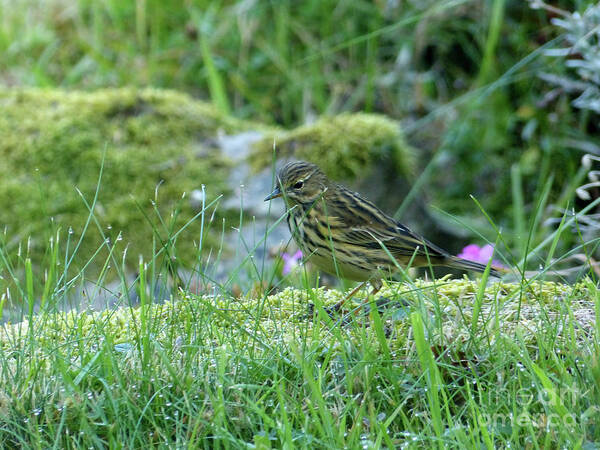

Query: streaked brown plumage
[265,161,501,306]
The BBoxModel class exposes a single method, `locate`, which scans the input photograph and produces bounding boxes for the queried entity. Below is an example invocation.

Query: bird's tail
[446,256,505,278]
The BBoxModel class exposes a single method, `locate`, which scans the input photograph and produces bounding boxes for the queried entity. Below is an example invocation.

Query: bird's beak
[264,186,282,201]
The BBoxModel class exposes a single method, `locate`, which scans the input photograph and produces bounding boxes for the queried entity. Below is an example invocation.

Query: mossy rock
[251,113,415,181]
[0,279,594,359]
[0,89,417,277]
[0,88,260,274]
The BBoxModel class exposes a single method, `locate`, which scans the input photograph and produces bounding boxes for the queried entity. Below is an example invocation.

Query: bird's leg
[308,280,382,321]
[330,281,367,311]
[331,279,382,312]
[359,279,385,314]
[305,282,362,319]
[369,280,382,297]
[307,282,365,321]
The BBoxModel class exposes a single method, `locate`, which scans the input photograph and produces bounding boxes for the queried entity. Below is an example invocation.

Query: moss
[1,279,594,360]
[0,89,415,277]
[0,88,256,272]
[251,113,416,180]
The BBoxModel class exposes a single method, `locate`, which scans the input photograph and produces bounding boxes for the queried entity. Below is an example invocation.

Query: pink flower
[281,250,303,275]
[458,244,503,267]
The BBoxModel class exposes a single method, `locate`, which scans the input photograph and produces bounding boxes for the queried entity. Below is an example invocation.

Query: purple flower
[281,250,303,275]
[458,244,503,267]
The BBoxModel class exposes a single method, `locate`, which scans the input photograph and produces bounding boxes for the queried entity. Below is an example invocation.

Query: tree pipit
[265,161,503,313]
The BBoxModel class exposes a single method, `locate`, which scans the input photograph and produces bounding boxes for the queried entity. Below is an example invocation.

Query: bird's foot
[306,302,343,317]
[361,296,410,314]
[369,296,412,323]
[305,302,354,325]
[305,296,410,325]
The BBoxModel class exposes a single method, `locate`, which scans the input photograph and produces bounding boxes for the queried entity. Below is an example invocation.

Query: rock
[0,88,421,314]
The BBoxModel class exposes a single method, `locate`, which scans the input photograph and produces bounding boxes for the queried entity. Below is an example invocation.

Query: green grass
[0,270,598,447]
[0,0,599,446]
[0,164,598,447]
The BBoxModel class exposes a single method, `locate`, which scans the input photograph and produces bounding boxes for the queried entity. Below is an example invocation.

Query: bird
[264,161,503,311]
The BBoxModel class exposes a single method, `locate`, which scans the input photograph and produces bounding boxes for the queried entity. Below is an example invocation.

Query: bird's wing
[325,186,449,259]
[345,224,449,258]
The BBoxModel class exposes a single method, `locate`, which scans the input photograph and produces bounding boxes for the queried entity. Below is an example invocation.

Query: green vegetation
[0,0,599,447]
[0,88,414,275]
[253,113,415,179]
[0,269,598,447]
[0,88,243,272]
[2,0,596,256]
[0,163,597,446]
[1,0,594,222]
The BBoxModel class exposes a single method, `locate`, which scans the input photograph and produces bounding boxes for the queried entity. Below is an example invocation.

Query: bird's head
[264,161,329,207]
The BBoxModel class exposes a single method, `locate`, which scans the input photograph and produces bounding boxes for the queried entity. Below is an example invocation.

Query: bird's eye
[293,180,304,189]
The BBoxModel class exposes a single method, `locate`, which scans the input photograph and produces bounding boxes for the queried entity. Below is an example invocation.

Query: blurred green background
[0,0,598,276]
